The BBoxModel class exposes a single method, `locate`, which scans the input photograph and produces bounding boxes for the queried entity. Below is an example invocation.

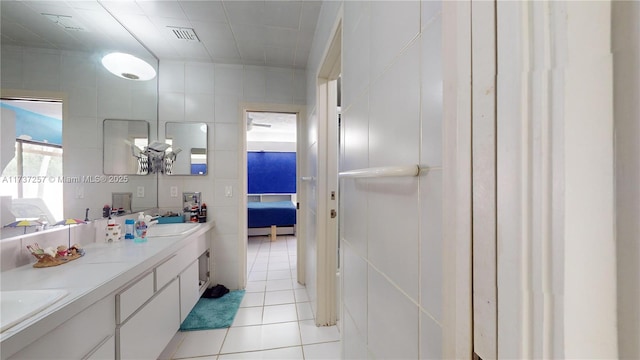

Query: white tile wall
[342,1,371,108]
[369,1,420,81]
[420,169,443,322]
[342,243,368,337]
[368,267,419,359]
[158,60,305,290]
[308,0,444,357]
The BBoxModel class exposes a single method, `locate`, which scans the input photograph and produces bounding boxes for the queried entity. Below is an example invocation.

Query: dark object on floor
[202,284,229,298]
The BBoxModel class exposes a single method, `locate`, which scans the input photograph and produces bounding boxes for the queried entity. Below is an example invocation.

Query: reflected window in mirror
[0,98,63,228]
[164,122,208,176]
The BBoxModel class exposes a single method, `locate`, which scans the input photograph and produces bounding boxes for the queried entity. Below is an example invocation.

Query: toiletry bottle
[199,203,207,223]
[124,219,135,240]
[134,212,148,242]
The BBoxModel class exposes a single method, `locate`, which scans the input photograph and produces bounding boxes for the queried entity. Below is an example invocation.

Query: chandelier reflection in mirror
[131,141,182,174]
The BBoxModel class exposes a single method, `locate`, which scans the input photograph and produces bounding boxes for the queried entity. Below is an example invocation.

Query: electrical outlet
[225,186,233,197]
[170,186,178,197]
[136,186,144,198]
[76,186,84,199]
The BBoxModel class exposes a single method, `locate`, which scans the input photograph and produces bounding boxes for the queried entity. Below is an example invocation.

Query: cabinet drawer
[116,271,154,324]
[155,254,178,290]
[118,279,180,360]
[10,296,115,360]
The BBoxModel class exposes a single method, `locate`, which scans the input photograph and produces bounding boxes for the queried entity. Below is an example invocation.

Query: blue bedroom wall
[248,151,296,194]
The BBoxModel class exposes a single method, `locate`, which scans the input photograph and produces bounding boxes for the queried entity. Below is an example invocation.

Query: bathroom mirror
[164,122,208,176]
[103,119,150,175]
[0,1,159,239]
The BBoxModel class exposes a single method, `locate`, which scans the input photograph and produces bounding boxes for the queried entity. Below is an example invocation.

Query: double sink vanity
[0,221,213,360]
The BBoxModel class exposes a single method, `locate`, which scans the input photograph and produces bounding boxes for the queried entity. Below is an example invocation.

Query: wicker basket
[31,252,82,268]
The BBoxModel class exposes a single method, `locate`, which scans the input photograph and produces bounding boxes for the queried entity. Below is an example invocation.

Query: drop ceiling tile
[192,20,241,62]
[179,0,227,23]
[115,14,181,59]
[97,1,146,16]
[191,20,234,43]
[223,1,266,27]
[231,24,266,45]
[300,1,322,31]
[148,15,195,32]
[263,1,302,30]
[238,43,266,65]
[263,26,298,49]
[135,0,188,19]
[66,1,104,11]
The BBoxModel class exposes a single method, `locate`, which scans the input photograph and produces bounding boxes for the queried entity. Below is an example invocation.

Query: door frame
[238,102,306,289]
[314,16,342,326]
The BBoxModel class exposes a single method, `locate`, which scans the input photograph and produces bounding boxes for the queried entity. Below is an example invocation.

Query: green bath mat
[180,290,245,331]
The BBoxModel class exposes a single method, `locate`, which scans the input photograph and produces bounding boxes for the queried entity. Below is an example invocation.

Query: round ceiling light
[101,52,156,81]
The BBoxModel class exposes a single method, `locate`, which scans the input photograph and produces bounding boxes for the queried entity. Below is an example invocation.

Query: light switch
[225,186,233,197]
[76,186,84,199]
[137,186,144,198]
[170,186,178,197]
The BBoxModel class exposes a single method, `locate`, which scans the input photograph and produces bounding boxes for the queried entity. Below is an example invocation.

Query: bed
[247,200,296,241]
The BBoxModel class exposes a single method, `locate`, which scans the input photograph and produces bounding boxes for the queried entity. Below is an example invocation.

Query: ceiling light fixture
[101,52,156,81]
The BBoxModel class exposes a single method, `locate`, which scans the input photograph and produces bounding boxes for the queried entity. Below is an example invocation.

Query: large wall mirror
[165,122,208,176]
[0,1,159,239]
[103,119,150,175]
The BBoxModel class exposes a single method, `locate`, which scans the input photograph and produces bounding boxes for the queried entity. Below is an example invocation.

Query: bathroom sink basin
[146,222,199,237]
[1,289,68,332]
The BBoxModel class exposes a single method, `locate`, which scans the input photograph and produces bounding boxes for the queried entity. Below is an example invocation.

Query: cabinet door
[180,260,200,322]
[9,296,115,360]
[118,279,179,360]
[117,271,154,323]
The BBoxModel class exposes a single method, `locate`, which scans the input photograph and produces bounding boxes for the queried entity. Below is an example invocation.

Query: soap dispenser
[134,212,148,242]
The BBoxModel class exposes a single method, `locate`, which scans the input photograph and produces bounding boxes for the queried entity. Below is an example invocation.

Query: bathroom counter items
[27,243,85,268]
[0,221,214,360]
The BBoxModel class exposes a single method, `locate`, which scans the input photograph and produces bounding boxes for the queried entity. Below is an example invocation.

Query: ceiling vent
[167,26,199,42]
[41,13,86,32]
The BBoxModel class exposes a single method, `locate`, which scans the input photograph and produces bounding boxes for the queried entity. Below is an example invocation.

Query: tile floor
[158,235,341,359]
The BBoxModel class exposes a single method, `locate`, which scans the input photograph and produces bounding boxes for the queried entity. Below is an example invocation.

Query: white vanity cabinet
[9,296,116,360]
[1,224,213,360]
[115,232,210,360]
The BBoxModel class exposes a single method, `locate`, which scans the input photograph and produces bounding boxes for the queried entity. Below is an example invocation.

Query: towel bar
[339,165,425,179]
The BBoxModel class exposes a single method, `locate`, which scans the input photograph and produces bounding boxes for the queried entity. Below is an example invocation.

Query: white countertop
[0,221,213,358]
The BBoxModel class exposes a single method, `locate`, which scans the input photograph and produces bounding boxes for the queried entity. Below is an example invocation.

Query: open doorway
[246,111,298,241]
[239,105,306,289]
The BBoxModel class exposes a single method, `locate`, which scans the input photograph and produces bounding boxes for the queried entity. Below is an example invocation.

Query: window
[0,99,63,224]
